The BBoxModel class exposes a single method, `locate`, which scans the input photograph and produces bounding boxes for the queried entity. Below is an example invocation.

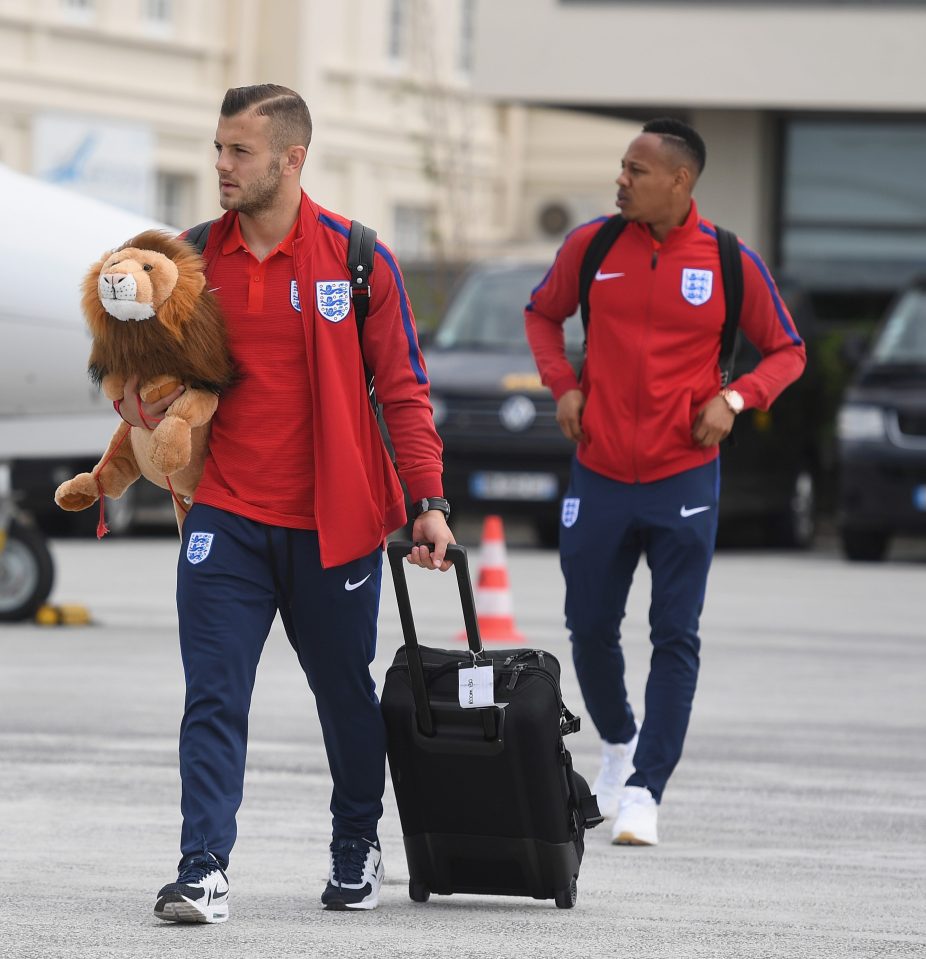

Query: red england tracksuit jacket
[196,193,442,568]
[525,201,807,484]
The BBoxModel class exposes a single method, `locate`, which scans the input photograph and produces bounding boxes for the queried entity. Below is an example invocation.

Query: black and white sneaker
[321,837,384,911]
[154,851,230,924]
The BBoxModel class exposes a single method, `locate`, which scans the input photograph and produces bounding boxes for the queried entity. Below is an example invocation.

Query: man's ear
[674,164,694,193]
[283,145,308,177]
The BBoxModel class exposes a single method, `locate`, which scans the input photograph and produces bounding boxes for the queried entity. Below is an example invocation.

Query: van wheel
[554,878,577,909]
[769,469,815,549]
[0,519,55,622]
[840,528,890,562]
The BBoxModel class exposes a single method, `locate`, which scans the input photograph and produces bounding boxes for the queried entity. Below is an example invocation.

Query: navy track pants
[175,504,386,866]
[560,457,719,803]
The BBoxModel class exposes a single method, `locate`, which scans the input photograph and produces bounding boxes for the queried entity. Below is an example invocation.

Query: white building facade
[471,0,926,293]
[0,0,634,262]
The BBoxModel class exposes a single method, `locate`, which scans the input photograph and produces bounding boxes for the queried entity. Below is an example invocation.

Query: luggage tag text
[458,660,495,709]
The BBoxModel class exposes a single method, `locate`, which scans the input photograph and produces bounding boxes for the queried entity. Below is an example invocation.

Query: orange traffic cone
[461,515,524,644]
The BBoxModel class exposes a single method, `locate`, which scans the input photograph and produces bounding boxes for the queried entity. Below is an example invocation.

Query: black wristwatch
[412,496,451,521]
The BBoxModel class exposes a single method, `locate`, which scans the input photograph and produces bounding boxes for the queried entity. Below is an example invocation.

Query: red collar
[634,199,701,251]
[222,213,299,258]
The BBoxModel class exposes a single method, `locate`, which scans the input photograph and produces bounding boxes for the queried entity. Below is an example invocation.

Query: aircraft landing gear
[0,463,55,622]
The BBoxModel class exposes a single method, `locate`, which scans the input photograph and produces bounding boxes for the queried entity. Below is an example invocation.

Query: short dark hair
[220,84,312,154]
[642,117,706,175]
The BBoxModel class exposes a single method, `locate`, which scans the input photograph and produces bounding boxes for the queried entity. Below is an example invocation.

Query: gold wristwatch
[720,388,744,415]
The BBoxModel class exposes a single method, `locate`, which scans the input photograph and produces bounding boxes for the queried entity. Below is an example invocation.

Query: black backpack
[185,218,379,407]
[578,215,744,386]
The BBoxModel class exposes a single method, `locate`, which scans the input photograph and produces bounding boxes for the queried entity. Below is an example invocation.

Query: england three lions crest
[316,280,352,323]
[681,269,713,306]
[186,532,214,565]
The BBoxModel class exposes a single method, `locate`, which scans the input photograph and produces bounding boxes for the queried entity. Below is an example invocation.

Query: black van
[836,278,926,561]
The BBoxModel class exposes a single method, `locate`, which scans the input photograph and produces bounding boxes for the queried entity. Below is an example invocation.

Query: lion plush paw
[148,415,192,475]
[140,375,184,404]
[55,473,100,511]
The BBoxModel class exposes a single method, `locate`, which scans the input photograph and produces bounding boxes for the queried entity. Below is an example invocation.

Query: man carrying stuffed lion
[117,84,454,920]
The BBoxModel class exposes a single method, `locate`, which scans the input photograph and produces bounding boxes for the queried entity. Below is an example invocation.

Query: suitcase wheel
[554,878,577,910]
[409,880,430,903]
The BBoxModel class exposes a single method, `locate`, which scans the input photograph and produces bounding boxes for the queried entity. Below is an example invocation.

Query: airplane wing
[0,163,173,456]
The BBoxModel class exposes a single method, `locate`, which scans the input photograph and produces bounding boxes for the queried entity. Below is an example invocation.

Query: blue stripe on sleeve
[698,223,802,345]
[319,214,428,385]
[526,215,610,312]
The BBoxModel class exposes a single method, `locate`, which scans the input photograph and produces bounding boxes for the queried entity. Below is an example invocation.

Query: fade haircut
[220,84,312,155]
[642,117,706,177]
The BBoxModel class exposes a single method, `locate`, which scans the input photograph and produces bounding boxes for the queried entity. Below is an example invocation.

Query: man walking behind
[525,118,805,846]
[118,84,453,919]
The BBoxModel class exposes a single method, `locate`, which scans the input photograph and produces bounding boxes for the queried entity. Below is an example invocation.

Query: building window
[393,204,435,260]
[155,171,194,229]
[780,119,926,291]
[141,0,173,34]
[387,0,408,60]
[458,0,475,74]
[60,0,95,23]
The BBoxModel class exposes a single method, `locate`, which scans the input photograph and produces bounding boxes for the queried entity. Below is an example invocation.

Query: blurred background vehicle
[421,259,823,549]
[836,278,926,561]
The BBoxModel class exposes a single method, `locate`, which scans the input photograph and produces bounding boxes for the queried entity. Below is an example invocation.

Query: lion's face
[97,247,182,322]
[84,229,233,393]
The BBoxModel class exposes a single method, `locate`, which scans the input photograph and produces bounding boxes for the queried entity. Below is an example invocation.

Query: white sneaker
[154,851,230,923]
[612,785,659,846]
[592,726,639,819]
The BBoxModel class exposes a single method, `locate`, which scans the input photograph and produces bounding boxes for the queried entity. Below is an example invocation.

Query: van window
[872,288,926,364]
[435,266,583,351]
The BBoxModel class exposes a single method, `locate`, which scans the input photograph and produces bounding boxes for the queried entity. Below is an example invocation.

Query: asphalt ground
[1,531,924,959]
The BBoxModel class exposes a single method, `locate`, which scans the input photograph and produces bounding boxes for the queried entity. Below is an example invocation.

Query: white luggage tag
[458,653,495,709]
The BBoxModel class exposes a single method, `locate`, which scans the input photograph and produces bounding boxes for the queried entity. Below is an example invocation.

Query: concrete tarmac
[1,535,924,959]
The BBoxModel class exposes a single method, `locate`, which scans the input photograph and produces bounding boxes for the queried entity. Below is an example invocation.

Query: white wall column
[688,109,778,262]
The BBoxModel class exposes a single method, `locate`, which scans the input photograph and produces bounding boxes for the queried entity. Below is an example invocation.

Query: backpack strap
[184,219,215,255]
[578,215,628,349]
[715,225,744,387]
[348,220,378,409]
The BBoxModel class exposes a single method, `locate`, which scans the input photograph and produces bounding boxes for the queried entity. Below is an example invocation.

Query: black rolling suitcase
[381,541,602,909]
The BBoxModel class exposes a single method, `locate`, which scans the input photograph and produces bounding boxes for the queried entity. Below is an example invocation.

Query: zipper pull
[651,250,659,270]
[537,651,545,668]
[507,664,526,690]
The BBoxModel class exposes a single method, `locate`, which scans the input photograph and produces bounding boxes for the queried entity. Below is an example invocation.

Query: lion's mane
[84,230,235,393]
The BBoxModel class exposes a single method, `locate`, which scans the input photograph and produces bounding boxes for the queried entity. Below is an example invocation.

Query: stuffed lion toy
[54,230,234,534]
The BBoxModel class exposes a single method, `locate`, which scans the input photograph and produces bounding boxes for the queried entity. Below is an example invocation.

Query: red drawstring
[95,399,183,537]
[136,395,162,430]
[92,425,132,539]
[166,475,191,517]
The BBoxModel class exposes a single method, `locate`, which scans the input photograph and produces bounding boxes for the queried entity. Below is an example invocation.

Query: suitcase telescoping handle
[386,541,484,738]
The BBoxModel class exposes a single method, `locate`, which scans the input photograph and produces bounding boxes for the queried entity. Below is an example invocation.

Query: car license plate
[914,485,926,511]
[469,471,559,501]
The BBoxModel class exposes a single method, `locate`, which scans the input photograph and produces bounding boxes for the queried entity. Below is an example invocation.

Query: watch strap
[413,496,451,520]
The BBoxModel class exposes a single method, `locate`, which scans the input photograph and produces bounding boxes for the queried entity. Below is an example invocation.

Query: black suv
[423,260,820,548]
[836,278,926,561]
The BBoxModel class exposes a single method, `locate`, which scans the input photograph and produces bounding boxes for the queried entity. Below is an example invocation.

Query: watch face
[727,390,744,413]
